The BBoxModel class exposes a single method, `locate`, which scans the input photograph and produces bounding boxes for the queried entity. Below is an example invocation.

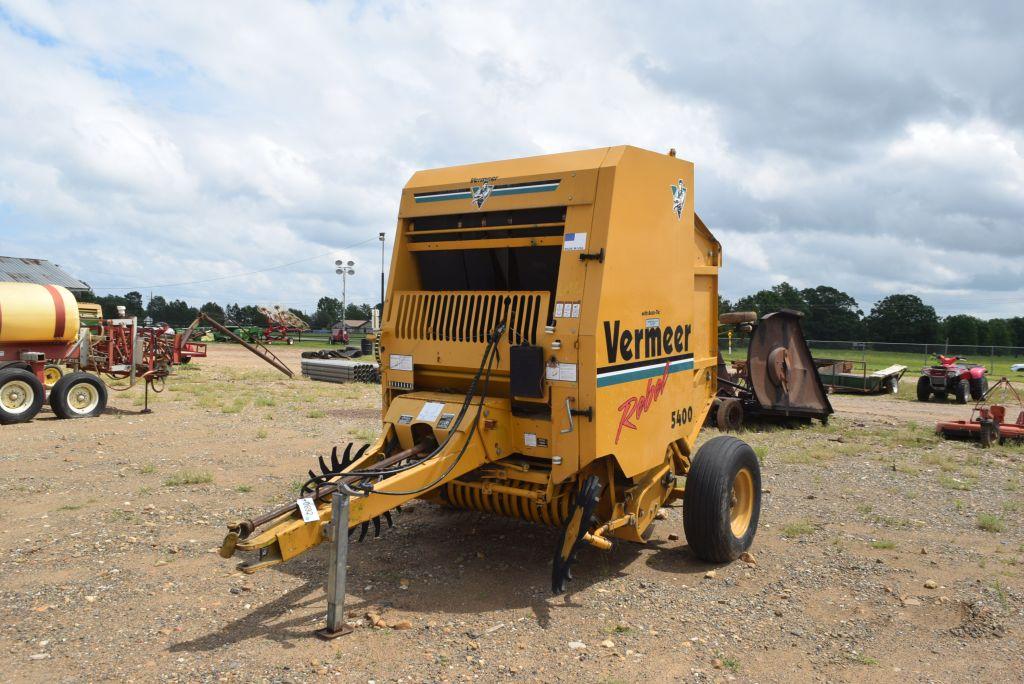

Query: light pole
[379,232,385,318]
[334,259,355,334]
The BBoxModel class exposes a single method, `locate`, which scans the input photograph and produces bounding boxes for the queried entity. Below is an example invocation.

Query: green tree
[311,297,344,329]
[1007,317,1024,347]
[800,286,864,340]
[864,294,939,343]
[344,303,372,321]
[224,303,242,325]
[199,302,225,323]
[734,282,809,318]
[718,295,733,314]
[986,319,1012,348]
[942,314,982,346]
[146,295,168,322]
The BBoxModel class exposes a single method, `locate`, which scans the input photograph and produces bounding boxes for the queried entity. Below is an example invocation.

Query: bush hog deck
[220,146,763,633]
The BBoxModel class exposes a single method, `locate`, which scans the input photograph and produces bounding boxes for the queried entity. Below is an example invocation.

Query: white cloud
[0,1,1022,319]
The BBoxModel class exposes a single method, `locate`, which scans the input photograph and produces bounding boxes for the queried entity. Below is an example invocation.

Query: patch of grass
[164,470,213,487]
[56,503,84,512]
[721,657,740,672]
[870,539,896,550]
[954,499,965,513]
[782,521,816,538]
[235,485,253,493]
[852,654,878,665]
[977,513,1005,533]
[855,504,873,515]
[868,514,913,529]
[221,398,248,414]
[140,464,156,474]
[307,409,326,419]
[754,446,767,464]
[255,428,268,439]
[353,427,378,442]
[939,474,974,491]
[254,396,276,407]
[1002,500,1020,514]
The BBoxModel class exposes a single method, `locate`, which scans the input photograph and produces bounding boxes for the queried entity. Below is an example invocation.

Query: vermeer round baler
[223,145,762,601]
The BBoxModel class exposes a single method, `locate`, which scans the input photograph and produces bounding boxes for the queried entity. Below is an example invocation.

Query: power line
[90,236,379,291]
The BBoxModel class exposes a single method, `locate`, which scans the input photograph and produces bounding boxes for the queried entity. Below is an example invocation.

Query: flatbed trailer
[816,359,906,395]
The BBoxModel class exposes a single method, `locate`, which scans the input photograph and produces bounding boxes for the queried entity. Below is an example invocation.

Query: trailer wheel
[915,376,930,402]
[885,376,899,395]
[50,372,108,419]
[954,379,970,404]
[43,364,64,389]
[0,368,45,424]
[683,436,761,563]
[715,398,743,432]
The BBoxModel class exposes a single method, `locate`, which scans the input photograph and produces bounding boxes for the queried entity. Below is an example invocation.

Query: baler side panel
[592,147,700,478]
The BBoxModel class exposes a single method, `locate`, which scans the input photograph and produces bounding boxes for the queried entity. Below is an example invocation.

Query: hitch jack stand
[140,380,152,415]
[316,492,352,639]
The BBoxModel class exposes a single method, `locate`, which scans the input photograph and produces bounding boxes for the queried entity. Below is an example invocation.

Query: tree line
[721,282,1024,348]
[78,284,1023,347]
[76,291,377,330]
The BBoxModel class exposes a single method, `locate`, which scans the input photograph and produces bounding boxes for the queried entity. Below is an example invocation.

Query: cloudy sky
[1,1,1022,318]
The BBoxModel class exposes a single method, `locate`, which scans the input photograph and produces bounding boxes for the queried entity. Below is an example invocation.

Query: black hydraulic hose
[299,312,509,494]
[370,326,501,496]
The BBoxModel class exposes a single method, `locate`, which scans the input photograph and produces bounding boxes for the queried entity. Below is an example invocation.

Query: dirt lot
[1,345,1022,682]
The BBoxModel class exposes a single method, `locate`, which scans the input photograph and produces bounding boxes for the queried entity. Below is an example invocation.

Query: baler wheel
[0,368,45,425]
[916,376,930,402]
[683,436,761,563]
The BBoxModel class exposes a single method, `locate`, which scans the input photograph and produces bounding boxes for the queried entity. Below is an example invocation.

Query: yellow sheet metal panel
[0,282,80,344]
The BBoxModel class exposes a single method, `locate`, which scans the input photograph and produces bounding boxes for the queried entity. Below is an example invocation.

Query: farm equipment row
[0,285,292,425]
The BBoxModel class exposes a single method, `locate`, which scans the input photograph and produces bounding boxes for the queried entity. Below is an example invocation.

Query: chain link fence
[720,337,1024,369]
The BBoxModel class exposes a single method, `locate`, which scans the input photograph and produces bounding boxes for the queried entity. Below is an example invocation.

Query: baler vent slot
[395,291,546,345]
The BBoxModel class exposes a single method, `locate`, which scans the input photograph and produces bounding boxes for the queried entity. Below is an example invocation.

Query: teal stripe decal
[414,181,559,203]
[597,358,694,388]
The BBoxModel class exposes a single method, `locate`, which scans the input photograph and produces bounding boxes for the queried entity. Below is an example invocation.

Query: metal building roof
[0,256,90,292]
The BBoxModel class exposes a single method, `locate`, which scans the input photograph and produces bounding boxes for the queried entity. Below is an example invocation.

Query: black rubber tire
[49,372,108,419]
[954,379,969,404]
[0,368,45,425]
[979,420,995,448]
[178,356,191,365]
[969,376,988,401]
[716,398,743,432]
[916,376,931,402]
[683,436,761,563]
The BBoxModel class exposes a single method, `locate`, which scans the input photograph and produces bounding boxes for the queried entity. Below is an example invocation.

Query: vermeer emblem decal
[670,179,687,219]
[470,177,497,208]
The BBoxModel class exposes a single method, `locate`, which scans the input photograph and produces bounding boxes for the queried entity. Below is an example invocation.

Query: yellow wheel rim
[730,467,754,537]
[2,380,34,414]
[67,382,100,414]
[44,366,63,388]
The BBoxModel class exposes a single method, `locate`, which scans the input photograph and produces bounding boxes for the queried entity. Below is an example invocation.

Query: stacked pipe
[301,358,380,384]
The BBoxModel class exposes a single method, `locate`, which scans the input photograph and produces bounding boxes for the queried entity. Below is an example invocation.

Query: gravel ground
[1,346,1021,682]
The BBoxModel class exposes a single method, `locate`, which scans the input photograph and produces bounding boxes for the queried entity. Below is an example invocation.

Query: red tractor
[916,353,988,404]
